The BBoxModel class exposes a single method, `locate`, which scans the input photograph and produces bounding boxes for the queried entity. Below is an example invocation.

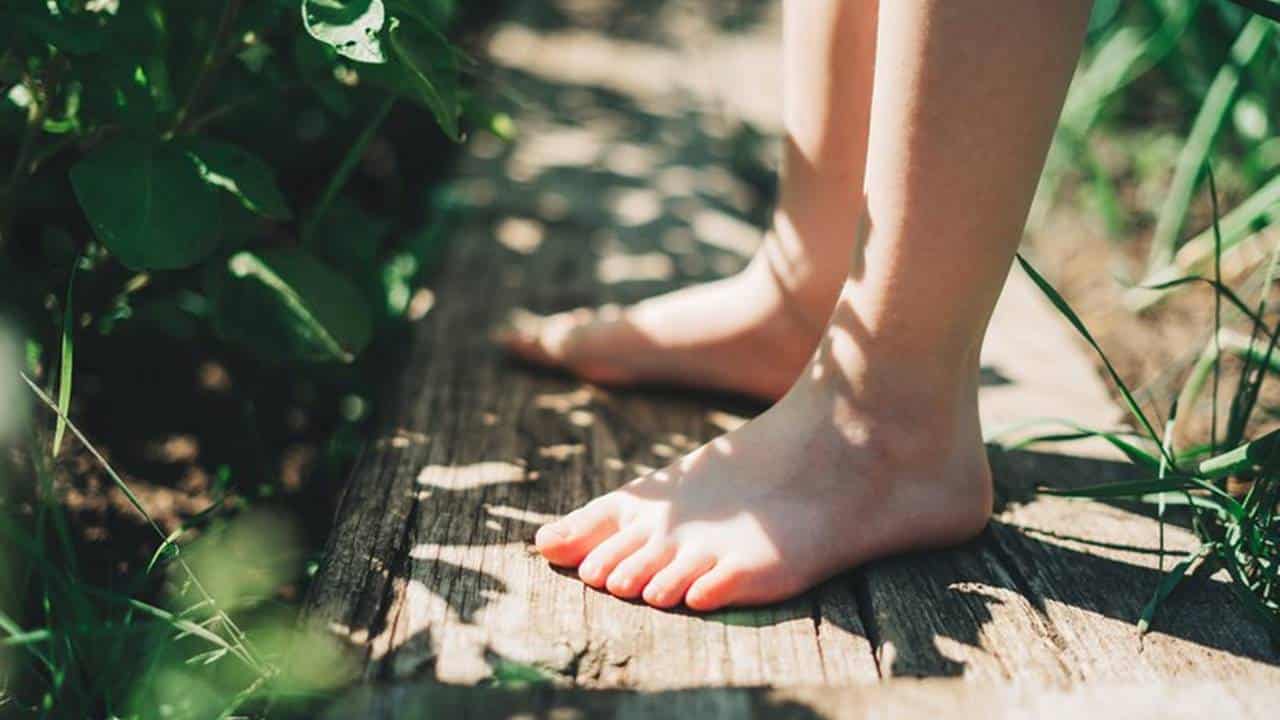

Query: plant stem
[302,95,396,244]
[169,0,243,137]
[0,80,44,253]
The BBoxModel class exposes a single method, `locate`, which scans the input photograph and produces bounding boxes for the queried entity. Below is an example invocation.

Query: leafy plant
[2,0,466,366]
[0,0,477,715]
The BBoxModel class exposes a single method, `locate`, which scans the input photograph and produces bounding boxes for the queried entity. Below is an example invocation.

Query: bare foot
[532,334,994,611]
[496,249,831,401]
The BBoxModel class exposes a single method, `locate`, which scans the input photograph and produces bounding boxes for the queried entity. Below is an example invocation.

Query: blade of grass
[1146,16,1273,272]
[1128,172,1280,310]
[1178,328,1280,413]
[18,372,267,676]
[51,257,79,460]
[1138,544,1211,634]
[1044,475,1246,522]
[1210,166,1224,457]
[1197,427,1280,477]
[1133,275,1274,334]
[1016,254,1168,458]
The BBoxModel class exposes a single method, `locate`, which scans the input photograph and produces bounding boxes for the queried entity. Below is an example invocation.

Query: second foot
[496,254,827,402]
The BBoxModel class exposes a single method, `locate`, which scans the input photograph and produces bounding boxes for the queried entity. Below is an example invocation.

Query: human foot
[496,245,832,402]
[532,343,994,611]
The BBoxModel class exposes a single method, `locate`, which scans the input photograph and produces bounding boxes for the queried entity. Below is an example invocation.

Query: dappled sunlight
[538,443,586,461]
[533,386,597,413]
[691,208,760,257]
[656,164,700,196]
[375,428,430,450]
[416,461,528,491]
[536,190,573,220]
[505,122,610,179]
[596,250,675,284]
[602,142,664,177]
[451,177,497,207]
[606,187,664,226]
[488,24,682,102]
[483,502,559,527]
[495,217,546,255]
[706,410,748,433]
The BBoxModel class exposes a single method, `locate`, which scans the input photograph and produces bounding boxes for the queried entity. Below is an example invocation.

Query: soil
[1025,155,1280,452]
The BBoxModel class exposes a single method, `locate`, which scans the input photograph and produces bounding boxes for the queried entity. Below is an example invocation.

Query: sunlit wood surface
[306,0,1280,715]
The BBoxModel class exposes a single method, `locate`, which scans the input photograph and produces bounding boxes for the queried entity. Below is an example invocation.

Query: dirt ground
[1025,164,1280,452]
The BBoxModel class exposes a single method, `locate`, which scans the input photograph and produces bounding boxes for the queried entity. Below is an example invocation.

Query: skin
[501,0,1094,612]
[498,0,875,401]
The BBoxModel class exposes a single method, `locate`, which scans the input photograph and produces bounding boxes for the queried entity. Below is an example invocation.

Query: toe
[535,500,620,567]
[577,526,648,589]
[641,550,717,609]
[497,309,589,369]
[684,563,748,612]
[496,313,555,365]
[606,541,676,599]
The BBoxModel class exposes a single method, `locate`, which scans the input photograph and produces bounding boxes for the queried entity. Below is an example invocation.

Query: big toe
[534,500,620,567]
[496,309,586,368]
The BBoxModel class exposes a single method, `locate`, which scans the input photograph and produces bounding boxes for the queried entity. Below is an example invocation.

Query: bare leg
[498,0,876,401]
[534,0,1092,611]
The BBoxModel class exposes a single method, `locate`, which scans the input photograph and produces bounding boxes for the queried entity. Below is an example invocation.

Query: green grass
[1014,169,1280,640]
[0,376,354,718]
[1014,2,1280,638]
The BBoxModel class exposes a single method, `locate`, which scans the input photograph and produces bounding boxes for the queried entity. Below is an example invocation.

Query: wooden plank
[307,0,885,692]
[988,449,1280,682]
[308,0,1280,707]
[856,448,1280,683]
[309,205,879,688]
[323,677,1280,720]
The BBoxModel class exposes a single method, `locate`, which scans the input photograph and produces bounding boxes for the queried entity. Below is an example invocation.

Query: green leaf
[488,658,555,688]
[180,138,292,220]
[70,138,222,270]
[76,58,160,132]
[1137,546,1207,634]
[382,13,461,140]
[302,0,388,64]
[292,35,353,116]
[16,9,106,55]
[309,195,387,272]
[207,248,373,363]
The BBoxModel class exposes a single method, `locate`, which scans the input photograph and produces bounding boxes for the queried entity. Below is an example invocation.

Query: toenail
[613,575,632,590]
[542,522,569,539]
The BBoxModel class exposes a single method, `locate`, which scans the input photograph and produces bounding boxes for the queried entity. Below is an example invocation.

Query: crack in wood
[851,571,884,679]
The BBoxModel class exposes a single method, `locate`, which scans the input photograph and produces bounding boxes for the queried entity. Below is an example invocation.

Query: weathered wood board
[322,678,1280,720]
[305,0,1280,713]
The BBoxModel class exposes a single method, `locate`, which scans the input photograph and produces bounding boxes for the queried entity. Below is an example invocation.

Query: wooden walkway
[306,1,1280,715]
